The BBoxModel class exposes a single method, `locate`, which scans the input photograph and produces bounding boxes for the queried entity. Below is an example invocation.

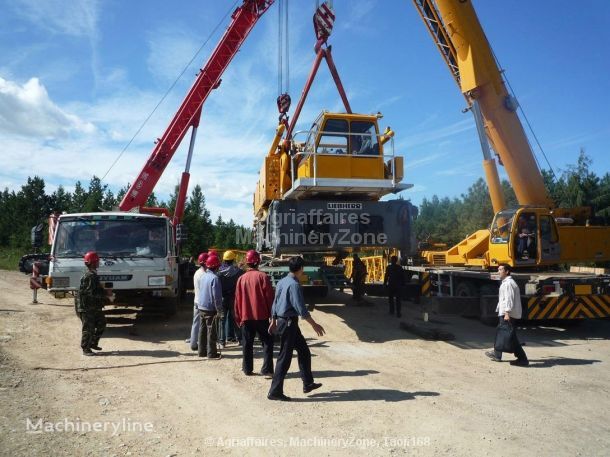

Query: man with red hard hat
[195,254,223,359]
[76,251,107,356]
[234,250,275,376]
[186,252,207,351]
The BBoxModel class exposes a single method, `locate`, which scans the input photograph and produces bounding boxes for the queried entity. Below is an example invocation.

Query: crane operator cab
[253,111,417,257]
[489,207,561,267]
[283,111,410,200]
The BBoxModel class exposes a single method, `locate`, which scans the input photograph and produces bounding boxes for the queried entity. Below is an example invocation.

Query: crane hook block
[277,93,291,114]
[313,1,335,43]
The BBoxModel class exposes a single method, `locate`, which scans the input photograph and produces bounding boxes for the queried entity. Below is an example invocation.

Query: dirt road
[1,269,609,456]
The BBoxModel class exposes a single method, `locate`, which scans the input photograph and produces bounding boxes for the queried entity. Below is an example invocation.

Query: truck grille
[52,277,70,288]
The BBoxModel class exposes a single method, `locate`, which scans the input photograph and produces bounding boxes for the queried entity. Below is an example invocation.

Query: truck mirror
[175,224,187,244]
[31,224,44,248]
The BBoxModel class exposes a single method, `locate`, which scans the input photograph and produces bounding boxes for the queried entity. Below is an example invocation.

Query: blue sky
[1,0,609,225]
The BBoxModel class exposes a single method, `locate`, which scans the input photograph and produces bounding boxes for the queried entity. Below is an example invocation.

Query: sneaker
[82,349,95,356]
[218,342,226,349]
[485,351,501,362]
[267,393,291,401]
[260,371,274,378]
[303,382,322,394]
[90,345,102,351]
[510,359,529,367]
[190,345,198,352]
[207,353,222,360]
[185,338,191,344]
[244,371,254,376]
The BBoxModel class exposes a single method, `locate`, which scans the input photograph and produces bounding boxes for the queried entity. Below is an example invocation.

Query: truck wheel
[479,284,498,326]
[455,281,477,297]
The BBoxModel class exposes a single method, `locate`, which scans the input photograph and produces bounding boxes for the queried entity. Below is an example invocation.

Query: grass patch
[0,247,25,271]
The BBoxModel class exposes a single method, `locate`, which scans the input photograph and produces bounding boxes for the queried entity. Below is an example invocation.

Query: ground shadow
[312,290,421,343]
[33,358,206,372]
[444,317,610,351]
[527,357,601,368]
[101,349,185,358]
[100,304,194,344]
[29,302,73,308]
[286,369,379,379]
[293,389,439,402]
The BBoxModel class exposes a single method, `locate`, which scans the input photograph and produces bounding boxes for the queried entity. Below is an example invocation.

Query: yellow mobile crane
[254,3,416,262]
[413,0,610,269]
[404,0,610,322]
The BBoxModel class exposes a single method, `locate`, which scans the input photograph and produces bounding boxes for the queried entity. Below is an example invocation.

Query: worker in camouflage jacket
[76,251,107,356]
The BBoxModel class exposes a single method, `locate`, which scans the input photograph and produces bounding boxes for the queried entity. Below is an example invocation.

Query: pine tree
[83,176,108,212]
[50,185,72,213]
[70,181,88,212]
[182,185,213,255]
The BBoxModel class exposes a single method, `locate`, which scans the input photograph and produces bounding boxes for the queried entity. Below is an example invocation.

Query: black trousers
[79,310,106,350]
[269,317,314,396]
[352,280,365,300]
[387,286,402,315]
[241,319,274,375]
[197,309,218,358]
[494,317,528,361]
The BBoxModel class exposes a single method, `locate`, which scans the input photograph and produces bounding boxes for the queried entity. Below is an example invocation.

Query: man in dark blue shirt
[267,256,325,401]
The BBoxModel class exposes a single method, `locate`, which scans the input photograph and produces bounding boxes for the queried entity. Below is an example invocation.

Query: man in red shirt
[234,250,275,377]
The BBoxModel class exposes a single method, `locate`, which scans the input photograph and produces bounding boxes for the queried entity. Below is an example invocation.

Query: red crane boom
[119,0,274,216]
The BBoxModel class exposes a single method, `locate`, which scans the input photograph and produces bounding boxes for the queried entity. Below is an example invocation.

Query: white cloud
[10,0,99,38]
[0,76,95,138]
[340,0,378,33]
[146,27,202,84]
[435,161,480,177]
[398,118,474,150]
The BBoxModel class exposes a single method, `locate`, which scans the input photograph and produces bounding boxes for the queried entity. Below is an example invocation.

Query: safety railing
[290,129,397,188]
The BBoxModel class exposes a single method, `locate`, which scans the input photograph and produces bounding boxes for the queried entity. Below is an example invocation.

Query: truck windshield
[53,217,168,258]
[490,209,517,244]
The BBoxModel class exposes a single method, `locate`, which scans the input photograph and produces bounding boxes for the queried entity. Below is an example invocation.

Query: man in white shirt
[485,263,529,366]
[186,253,207,351]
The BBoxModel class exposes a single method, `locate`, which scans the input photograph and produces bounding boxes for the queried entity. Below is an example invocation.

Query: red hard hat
[245,249,260,265]
[197,252,208,265]
[83,251,99,267]
[205,255,220,269]
[208,249,218,257]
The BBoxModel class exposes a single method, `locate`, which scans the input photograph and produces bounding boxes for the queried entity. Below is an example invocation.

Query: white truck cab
[48,212,179,314]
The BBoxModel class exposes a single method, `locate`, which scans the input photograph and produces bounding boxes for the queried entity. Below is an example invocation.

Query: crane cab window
[317,119,348,154]
[350,121,379,156]
[515,212,537,260]
[540,215,558,244]
[490,209,516,244]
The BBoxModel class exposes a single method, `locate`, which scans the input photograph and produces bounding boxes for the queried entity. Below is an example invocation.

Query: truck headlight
[148,276,166,286]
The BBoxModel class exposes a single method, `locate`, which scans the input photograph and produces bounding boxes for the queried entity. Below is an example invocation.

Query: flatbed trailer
[406,265,610,324]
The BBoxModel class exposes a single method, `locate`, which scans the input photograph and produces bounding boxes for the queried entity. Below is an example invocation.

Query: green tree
[70,181,88,212]
[560,149,599,208]
[49,185,72,213]
[11,177,51,248]
[182,185,213,255]
[0,188,16,246]
[83,176,108,212]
